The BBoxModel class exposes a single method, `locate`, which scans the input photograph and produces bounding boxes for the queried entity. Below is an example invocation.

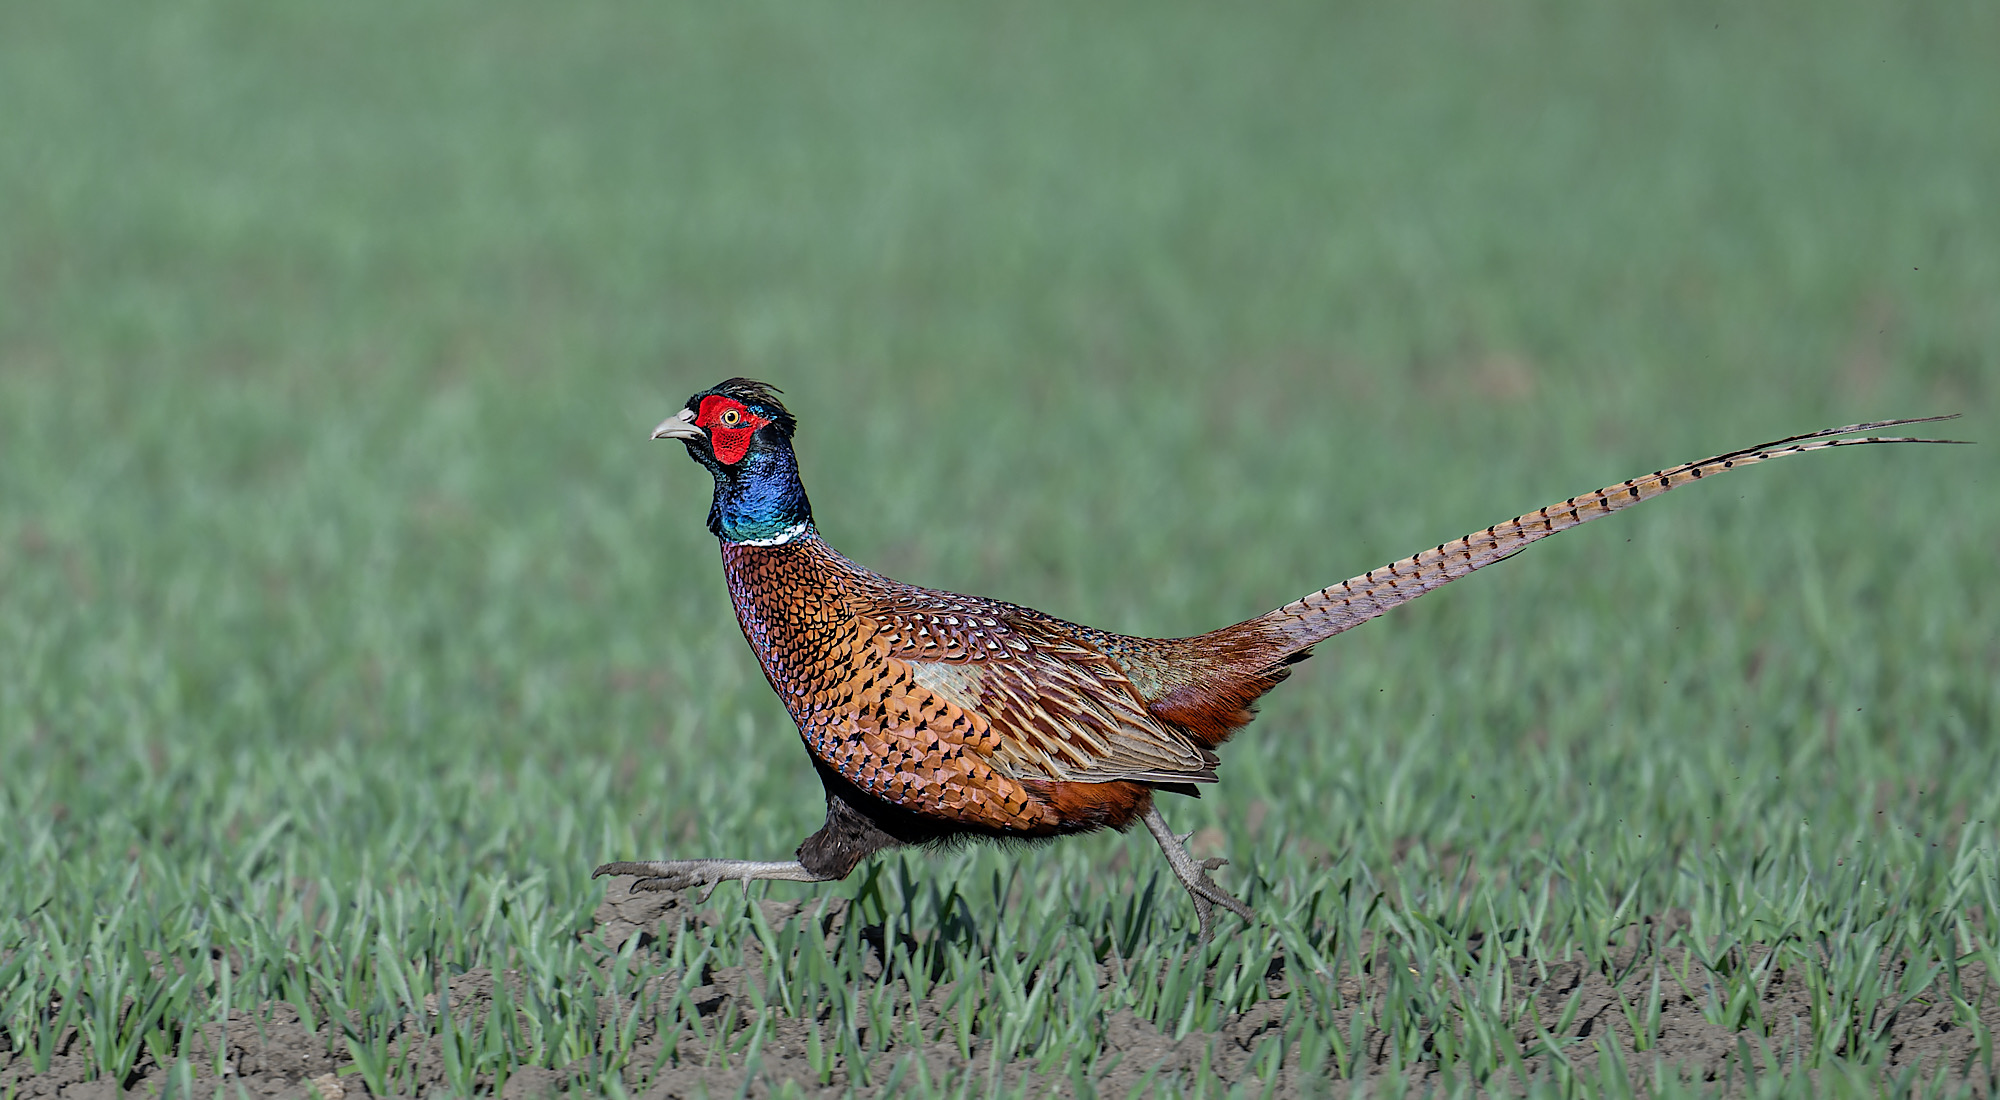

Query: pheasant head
[654,378,813,545]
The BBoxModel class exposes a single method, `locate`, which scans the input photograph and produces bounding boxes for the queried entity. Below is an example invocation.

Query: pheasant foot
[593,859,833,902]
[1139,805,1255,945]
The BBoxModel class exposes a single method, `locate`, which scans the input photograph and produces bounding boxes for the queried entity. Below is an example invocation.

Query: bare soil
[5,888,1993,1097]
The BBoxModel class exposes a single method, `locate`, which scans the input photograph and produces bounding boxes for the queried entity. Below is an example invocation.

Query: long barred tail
[1254,417,1966,650]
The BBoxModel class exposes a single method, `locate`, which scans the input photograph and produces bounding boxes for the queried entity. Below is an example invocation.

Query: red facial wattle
[696,395,771,465]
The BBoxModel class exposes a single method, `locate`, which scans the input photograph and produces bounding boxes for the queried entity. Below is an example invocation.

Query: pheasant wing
[854,589,1218,786]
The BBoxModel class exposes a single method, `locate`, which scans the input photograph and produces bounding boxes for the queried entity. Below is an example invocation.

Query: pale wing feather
[856,590,1217,784]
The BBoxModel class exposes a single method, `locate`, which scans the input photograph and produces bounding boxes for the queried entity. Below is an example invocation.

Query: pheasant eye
[720,408,742,427]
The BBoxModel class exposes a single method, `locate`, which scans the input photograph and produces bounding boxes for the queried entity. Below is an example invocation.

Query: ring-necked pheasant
[597,378,1960,941]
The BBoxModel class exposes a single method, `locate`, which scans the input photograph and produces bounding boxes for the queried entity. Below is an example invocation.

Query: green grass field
[3,2,1997,1096]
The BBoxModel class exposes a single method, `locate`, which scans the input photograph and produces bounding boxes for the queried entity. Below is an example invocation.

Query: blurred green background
[2,1,1995,1093]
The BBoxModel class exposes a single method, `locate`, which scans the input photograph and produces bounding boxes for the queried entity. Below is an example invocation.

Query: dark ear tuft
[691,378,798,438]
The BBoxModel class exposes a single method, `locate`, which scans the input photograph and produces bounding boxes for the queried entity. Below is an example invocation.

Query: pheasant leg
[593,859,834,902]
[1139,805,1254,944]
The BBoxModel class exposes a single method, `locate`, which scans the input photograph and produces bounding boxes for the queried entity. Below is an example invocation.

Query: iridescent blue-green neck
[707,439,815,545]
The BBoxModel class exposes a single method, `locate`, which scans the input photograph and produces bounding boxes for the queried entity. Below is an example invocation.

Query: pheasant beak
[652,408,703,441]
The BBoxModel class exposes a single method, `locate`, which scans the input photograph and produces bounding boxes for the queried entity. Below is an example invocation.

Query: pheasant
[597,378,1959,941]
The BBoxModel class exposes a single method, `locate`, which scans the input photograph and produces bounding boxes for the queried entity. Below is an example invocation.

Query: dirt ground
[5,889,1994,1098]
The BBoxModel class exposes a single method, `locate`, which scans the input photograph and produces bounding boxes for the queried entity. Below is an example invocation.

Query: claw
[1139,807,1256,945]
[591,857,832,900]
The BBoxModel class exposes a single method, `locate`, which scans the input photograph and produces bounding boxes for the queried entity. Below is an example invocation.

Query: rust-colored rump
[1025,779,1154,833]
